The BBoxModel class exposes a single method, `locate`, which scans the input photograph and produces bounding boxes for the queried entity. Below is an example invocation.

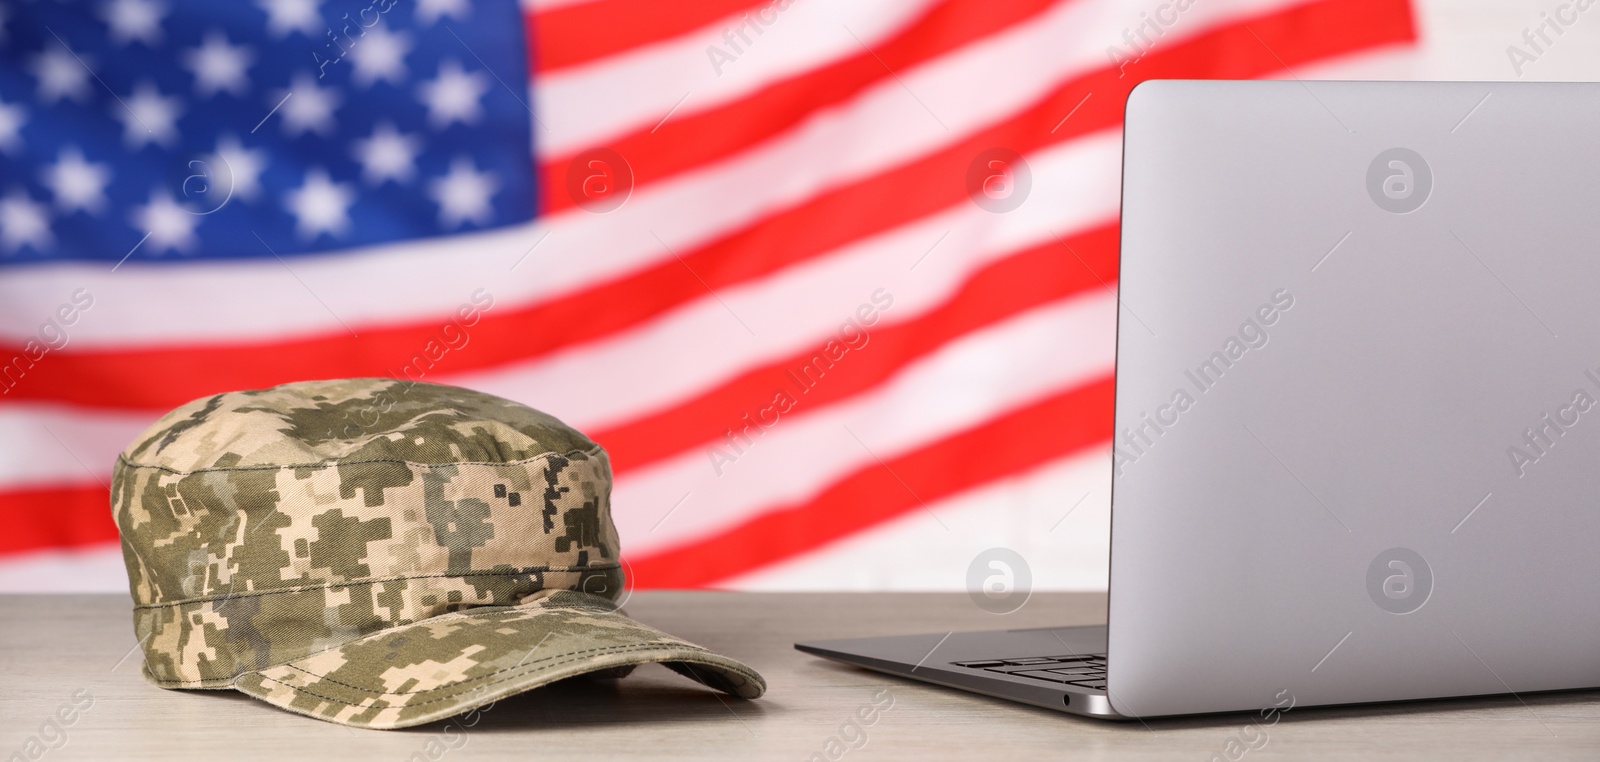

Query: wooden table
[3,592,1597,760]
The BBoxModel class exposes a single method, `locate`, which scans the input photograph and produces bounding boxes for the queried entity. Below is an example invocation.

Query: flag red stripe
[595,222,1118,474]
[0,484,119,555]
[627,375,1116,588]
[539,0,1063,214]
[0,0,1414,414]
[530,0,770,73]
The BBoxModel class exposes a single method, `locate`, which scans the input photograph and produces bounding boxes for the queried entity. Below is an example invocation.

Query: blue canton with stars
[0,0,536,266]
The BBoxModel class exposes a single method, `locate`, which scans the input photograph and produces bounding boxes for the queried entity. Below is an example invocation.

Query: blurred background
[1,0,1596,592]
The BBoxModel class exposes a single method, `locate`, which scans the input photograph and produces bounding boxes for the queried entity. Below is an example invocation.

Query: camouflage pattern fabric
[111,378,765,729]
[236,589,763,729]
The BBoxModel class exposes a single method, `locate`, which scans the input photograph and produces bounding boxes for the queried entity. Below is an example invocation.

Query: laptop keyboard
[951,654,1108,691]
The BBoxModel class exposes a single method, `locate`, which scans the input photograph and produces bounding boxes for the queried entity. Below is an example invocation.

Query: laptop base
[795,625,1130,719]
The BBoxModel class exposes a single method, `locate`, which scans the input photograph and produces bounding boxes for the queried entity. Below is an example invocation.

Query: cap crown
[112,379,622,687]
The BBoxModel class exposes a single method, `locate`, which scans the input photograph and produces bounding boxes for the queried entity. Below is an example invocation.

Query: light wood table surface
[2,592,1597,760]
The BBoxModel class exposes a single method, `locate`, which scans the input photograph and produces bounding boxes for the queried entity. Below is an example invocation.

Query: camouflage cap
[111,378,765,729]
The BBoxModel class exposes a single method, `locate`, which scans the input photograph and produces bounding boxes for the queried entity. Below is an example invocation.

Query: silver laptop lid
[1109,80,1600,718]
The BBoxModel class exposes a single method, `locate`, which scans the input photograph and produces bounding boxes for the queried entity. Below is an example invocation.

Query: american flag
[0,0,1415,590]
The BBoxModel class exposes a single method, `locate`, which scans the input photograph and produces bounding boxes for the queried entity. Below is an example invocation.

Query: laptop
[795,80,1600,719]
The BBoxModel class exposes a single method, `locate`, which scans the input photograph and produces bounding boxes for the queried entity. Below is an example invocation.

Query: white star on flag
[30,49,94,104]
[102,0,168,47]
[349,25,412,88]
[416,0,470,26]
[276,74,341,136]
[184,31,254,97]
[285,168,354,239]
[43,147,113,214]
[429,157,498,229]
[209,136,266,202]
[131,191,199,253]
[418,60,488,129]
[259,0,322,38]
[0,193,53,252]
[353,122,421,185]
[119,82,183,149]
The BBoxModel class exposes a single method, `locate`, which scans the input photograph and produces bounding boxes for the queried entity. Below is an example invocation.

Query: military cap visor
[112,379,764,729]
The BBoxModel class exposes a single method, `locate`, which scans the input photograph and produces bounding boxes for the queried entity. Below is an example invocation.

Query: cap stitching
[282,640,704,696]
[246,646,752,710]
[114,442,606,476]
[132,565,620,610]
[154,675,234,688]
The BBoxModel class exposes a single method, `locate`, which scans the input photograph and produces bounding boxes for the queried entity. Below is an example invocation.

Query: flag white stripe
[722,447,1112,590]
[0,220,545,347]
[0,404,151,489]
[536,0,945,154]
[610,289,1117,556]
[0,546,129,593]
